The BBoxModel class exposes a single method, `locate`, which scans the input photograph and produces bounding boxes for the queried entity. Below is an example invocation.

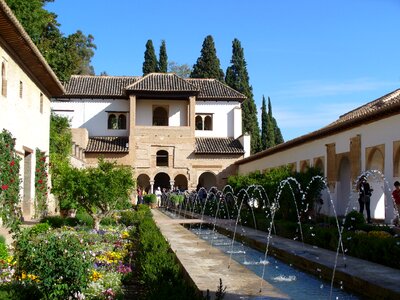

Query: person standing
[155,186,162,207]
[392,181,400,225]
[357,175,373,223]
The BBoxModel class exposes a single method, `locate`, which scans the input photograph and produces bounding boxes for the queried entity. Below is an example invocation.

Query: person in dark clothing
[357,175,373,223]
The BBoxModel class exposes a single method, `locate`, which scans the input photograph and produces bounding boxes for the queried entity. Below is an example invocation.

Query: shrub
[100,216,117,226]
[344,210,365,230]
[40,215,65,228]
[143,193,157,204]
[119,210,136,227]
[76,210,94,227]
[13,228,93,299]
[0,238,8,260]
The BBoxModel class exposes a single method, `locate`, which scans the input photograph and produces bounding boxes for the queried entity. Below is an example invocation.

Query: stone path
[154,209,400,300]
[152,209,290,300]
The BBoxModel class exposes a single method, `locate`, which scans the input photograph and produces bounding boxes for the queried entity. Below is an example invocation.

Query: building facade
[0,0,64,219]
[236,89,400,223]
[52,73,250,194]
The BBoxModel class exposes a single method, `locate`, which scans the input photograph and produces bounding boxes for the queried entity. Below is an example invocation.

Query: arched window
[1,62,7,97]
[195,115,203,130]
[108,114,117,129]
[156,150,168,167]
[153,107,168,126]
[118,114,127,129]
[204,115,212,130]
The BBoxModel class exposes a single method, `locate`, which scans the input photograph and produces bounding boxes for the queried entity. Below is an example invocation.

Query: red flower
[38,179,43,184]
[10,161,15,167]
[1,185,8,191]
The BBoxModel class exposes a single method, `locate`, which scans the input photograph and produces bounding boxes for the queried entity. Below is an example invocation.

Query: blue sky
[46,0,400,141]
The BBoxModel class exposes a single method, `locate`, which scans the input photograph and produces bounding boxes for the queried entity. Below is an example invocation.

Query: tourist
[155,186,162,207]
[137,186,143,204]
[357,175,373,223]
[392,181,400,226]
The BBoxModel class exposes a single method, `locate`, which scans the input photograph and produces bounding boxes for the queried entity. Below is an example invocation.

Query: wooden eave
[0,1,64,97]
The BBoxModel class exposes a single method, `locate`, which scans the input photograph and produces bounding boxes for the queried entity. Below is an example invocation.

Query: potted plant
[143,193,157,208]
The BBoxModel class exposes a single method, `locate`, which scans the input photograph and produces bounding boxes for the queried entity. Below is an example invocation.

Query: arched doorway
[174,174,188,191]
[198,172,217,190]
[154,172,170,192]
[314,158,324,175]
[366,147,385,221]
[337,157,351,216]
[137,174,150,193]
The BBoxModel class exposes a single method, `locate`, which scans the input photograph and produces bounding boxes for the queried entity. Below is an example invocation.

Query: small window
[204,115,212,130]
[153,107,168,126]
[195,115,203,130]
[108,113,127,130]
[195,114,213,131]
[19,81,23,98]
[156,150,168,166]
[40,93,43,113]
[1,62,7,97]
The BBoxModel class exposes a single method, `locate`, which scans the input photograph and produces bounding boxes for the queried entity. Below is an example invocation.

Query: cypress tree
[142,39,158,75]
[267,97,284,145]
[158,40,168,73]
[261,96,268,150]
[190,35,224,81]
[225,38,260,153]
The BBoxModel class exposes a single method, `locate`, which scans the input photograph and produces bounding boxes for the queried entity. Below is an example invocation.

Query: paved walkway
[152,209,290,299]
[153,209,400,300]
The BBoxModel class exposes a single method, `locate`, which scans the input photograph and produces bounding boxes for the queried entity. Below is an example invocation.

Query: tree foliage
[158,40,168,73]
[168,61,192,78]
[55,159,135,229]
[268,97,284,145]
[142,39,158,75]
[190,35,224,81]
[5,0,96,82]
[225,38,260,153]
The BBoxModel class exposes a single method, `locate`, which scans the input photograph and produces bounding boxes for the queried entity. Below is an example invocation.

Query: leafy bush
[132,205,200,299]
[343,210,366,230]
[40,215,65,228]
[100,216,118,226]
[13,228,93,299]
[0,238,8,260]
[143,193,157,204]
[170,194,184,205]
[119,210,136,227]
[76,210,94,227]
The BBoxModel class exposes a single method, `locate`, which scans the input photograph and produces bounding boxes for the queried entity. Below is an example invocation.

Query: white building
[52,73,250,193]
[0,0,64,219]
[236,89,400,223]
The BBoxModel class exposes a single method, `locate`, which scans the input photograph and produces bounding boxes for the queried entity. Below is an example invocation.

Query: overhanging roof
[0,0,64,96]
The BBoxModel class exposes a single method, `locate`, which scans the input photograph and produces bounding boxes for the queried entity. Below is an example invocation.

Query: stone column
[326,143,336,192]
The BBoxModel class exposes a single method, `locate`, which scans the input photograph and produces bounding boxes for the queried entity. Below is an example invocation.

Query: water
[191,227,358,300]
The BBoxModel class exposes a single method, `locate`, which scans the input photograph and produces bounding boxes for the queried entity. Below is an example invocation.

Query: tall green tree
[225,38,260,153]
[158,40,168,73]
[267,97,284,145]
[142,39,158,75]
[190,35,224,81]
[261,96,268,150]
[261,96,275,150]
[5,0,96,82]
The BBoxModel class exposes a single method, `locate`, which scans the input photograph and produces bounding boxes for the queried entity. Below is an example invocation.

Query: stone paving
[152,209,290,299]
[152,209,400,300]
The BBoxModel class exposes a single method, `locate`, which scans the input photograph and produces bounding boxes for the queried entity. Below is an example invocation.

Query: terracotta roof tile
[186,78,246,101]
[126,73,199,93]
[236,88,400,165]
[65,75,139,97]
[85,136,129,153]
[62,74,246,101]
[195,137,244,154]
[328,89,400,127]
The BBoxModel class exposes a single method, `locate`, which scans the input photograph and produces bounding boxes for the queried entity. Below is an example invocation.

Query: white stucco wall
[136,99,188,126]
[0,39,54,219]
[52,98,130,137]
[195,101,241,138]
[237,114,400,222]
